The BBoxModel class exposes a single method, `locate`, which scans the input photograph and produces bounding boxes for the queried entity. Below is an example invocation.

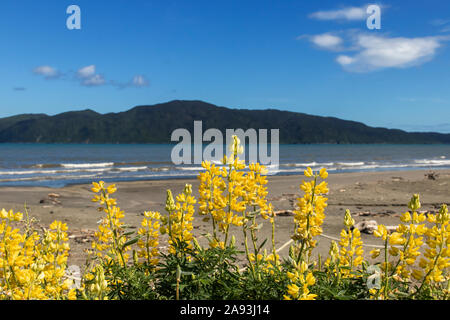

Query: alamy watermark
[367,4,381,30]
[65,4,381,31]
[170,121,280,173]
[366,265,382,290]
[66,5,81,30]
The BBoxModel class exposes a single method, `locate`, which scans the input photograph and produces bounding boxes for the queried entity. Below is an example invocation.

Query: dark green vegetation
[1,100,449,144]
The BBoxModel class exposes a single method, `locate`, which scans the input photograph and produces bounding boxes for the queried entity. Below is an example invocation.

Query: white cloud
[309,6,367,21]
[111,75,150,89]
[304,5,446,72]
[32,64,149,88]
[311,33,343,50]
[77,65,96,79]
[337,34,445,72]
[131,75,149,87]
[336,55,354,65]
[81,74,106,86]
[299,30,448,72]
[33,65,60,79]
[433,18,450,32]
[76,65,106,86]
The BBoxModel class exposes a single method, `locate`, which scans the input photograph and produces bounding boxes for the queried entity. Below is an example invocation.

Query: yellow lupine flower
[304,167,313,177]
[400,211,411,223]
[337,209,364,276]
[306,272,316,286]
[344,209,355,228]
[408,194,421,212]
[0,210,75,300]
[90,181,130,267]
[91,181,105,193]
[374,224,388,241]
[319,168,328,179]
[137,211,161,266]
[285,260,317,300]
[292,167,328,263]
[389,232,405,245]
[287,283,300,297]
[68,288,77,300]
[106,184,117,194]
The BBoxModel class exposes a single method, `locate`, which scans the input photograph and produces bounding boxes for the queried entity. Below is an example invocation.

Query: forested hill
[0,100,449,144]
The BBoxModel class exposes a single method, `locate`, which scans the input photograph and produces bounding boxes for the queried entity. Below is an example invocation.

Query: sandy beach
[0,168,449,267]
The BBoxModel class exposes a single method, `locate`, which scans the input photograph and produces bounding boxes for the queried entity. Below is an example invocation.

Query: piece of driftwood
[48,193,60,198]
[274,210,294,216]
[68,228,96,243]
[39,193,62,205]
[385,225,398,233]
[353,220,378,234]
[353,220,397,234]
[425,172,439,180]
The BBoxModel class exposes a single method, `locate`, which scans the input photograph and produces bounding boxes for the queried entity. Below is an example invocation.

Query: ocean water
[0,143,449,187]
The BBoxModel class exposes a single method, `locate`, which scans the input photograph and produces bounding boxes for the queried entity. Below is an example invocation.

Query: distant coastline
[0,100,449,144]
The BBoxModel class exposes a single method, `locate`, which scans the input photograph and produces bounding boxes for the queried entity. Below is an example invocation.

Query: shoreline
[0,168,449,267]
[1,166,449,190]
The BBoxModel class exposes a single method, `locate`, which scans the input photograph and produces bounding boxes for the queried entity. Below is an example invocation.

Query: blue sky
[1,0,450,132]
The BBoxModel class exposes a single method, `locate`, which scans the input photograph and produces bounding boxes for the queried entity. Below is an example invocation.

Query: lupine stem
[243,225,256,279]
[384,237,389,299]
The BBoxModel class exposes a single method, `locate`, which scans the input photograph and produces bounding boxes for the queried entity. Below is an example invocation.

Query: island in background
[1,100,450,144]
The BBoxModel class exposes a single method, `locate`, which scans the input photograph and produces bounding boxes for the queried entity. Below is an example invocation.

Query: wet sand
[0,169,449,267]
